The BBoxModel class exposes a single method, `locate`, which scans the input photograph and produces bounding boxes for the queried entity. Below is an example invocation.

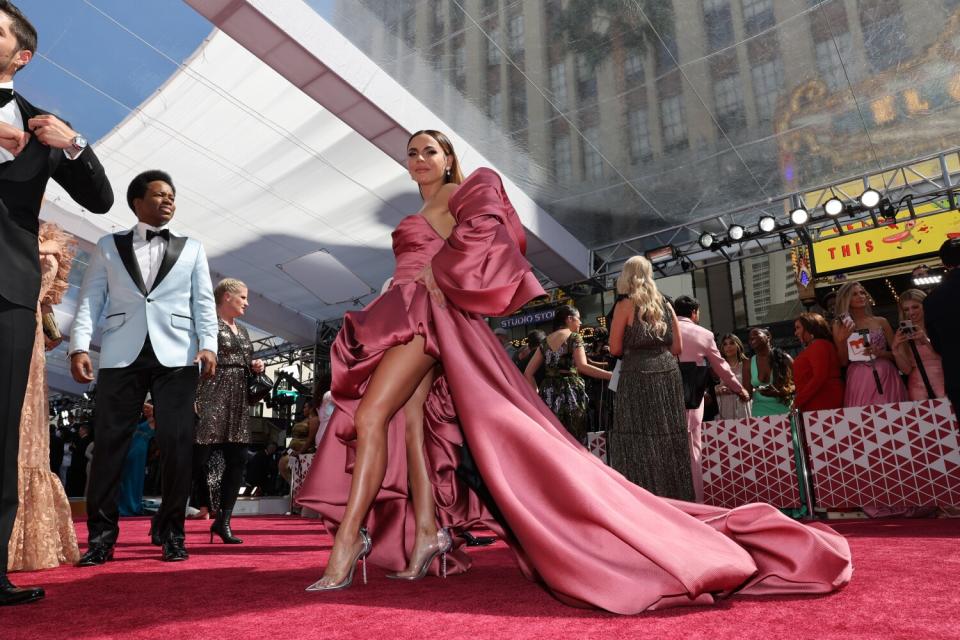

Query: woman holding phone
[891,289,946,401]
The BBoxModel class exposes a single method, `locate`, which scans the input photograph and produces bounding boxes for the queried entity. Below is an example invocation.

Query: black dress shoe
[0,575,44,606]
[78,546,114,567]
[161,538,189,562]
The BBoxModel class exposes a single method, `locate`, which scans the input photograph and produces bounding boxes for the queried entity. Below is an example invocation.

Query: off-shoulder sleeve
[38,222,78,306]
[431,168,546,316]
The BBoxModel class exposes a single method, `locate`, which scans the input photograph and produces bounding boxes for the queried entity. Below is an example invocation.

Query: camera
[899,319,916,335]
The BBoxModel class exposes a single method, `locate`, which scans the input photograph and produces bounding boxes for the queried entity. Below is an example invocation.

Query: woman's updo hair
[615,256,666,336]
[407,129,465,184]
[553,305,579,330]
[214,278,247,305]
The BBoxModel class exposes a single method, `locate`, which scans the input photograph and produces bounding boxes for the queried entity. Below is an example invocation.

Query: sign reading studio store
[499,308,557,329]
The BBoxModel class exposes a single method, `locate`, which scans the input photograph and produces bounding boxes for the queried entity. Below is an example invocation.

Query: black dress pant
[0,297,37,574]
[87,338,198,547]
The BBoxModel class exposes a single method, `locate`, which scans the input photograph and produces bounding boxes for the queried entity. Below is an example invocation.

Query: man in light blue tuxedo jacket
[69,169,218,564]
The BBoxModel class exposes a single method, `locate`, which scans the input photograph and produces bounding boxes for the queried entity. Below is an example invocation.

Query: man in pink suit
[674,296,749,502]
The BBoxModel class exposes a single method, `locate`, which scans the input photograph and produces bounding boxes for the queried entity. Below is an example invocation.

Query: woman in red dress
[793,312,845,412]
[297,131,852,613]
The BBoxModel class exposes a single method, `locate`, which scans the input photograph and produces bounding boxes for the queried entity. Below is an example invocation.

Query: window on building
[582,126,604,180]
[660,95,687,149]
[508,13,524,53]
[742,0,775,35]
[814,32,852,91]
[487,27,502,65]
[861,7,910,72]
[627,108,652,162]
[550,62,568,111]
[553,134,572,182]
[655,32,679,75]
[624,48,645,84]
[576,53,598,99]
[713,74,746,131]
[488,91,502,122]
[402,10,416,47]
[751,58,784,122]
[704,0,734,50]
[510,84,527,129]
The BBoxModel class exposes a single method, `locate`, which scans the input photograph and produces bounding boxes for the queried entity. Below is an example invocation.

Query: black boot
[210,510,243,544]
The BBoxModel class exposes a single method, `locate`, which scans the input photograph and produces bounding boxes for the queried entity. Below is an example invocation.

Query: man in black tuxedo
[0,2,113,606]
[924,238,960,415]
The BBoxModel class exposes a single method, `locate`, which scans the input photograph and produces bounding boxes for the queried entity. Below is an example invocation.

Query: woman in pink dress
[891,289,946,401]
[832,281,908,407]
[297,130,852,613]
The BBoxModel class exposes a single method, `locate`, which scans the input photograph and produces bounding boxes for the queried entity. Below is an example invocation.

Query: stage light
[824,197,844,216]
[790,207,809,225]
[912,274,943,287]
[645,245,675,264]
[728,224,744,241]
[878,198,897,222]
[699,232,716,249]
[859,188,881,208]
[758,215,776,233]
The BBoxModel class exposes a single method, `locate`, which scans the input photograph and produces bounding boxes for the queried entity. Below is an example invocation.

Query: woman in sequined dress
[523,305,612,442]
[608,256,693,501]
[194,278,264,544]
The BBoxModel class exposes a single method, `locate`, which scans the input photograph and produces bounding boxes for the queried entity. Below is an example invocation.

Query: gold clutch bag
[42,312,62,342]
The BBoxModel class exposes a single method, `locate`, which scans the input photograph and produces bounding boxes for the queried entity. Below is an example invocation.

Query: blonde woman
[831,281,907,407]
[891,289,945,401]
[608,256,692,500]
[193,278,265,544]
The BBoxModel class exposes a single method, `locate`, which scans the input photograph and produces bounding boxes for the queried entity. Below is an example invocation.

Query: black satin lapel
[150,235,186,292]
[114,232,148,296]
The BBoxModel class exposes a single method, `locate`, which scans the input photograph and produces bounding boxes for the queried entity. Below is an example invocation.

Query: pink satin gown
[297,169,852,614]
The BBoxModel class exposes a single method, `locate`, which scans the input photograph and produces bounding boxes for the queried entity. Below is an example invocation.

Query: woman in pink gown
[297,131,852,613]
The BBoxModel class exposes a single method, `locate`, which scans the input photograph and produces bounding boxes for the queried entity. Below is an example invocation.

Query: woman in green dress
[745,327,794,417]
[524,305,612,442]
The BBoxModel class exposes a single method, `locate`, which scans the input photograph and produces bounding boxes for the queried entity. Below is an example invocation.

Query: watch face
[73,135,87,148]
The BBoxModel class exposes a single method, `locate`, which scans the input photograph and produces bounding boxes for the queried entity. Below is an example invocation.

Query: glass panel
[308,0,960,249]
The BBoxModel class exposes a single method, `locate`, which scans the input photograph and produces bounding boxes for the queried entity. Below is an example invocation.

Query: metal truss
[590,147,960,280]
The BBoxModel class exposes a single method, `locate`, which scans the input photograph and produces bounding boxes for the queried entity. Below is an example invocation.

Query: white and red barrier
[702,399,959,509]
[803,399,960,508]
[702,414,801,509]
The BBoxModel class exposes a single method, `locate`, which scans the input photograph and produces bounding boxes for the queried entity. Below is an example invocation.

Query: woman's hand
[416,264,446,308]
[757,384,778,398]
[251,359,265,374]
[891,329,909,351]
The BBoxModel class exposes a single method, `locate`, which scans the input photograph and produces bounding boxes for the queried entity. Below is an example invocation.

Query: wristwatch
[69,134,88,155]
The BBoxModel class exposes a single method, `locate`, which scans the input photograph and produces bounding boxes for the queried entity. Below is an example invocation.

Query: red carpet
[4,516,958,639]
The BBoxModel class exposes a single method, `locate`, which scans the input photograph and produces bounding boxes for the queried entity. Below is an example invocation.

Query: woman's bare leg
[314,336,436,586]
[392,368,444,576]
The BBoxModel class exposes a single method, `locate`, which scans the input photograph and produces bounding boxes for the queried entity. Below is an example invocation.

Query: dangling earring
[445,168,452,180]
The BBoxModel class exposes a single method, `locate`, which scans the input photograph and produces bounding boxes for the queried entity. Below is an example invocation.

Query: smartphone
[841,313,855,330]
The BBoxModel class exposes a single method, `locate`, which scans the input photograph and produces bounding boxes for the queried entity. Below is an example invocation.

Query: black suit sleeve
[51,146,113,214]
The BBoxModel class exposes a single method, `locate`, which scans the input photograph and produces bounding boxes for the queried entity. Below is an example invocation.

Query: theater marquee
[810,209,960,276]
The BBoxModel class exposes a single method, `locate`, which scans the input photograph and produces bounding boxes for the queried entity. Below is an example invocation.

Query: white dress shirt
[0,80,81,164]
[0,80,23,164]
[133,222,169,291]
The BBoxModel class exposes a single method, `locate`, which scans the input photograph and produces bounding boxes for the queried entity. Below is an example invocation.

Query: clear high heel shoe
[386,527,453,581]
[305,527,372,592]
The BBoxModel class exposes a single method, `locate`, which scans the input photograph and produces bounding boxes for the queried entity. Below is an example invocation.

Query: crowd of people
[5,0,958,618]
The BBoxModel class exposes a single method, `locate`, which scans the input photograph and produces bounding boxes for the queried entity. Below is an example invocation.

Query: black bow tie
[146,228,170,242]
[0,88,14,108]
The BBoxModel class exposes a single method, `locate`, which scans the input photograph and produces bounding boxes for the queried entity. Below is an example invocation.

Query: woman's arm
[793,346,825,409]
[890,328,915,375]
[608,299,631,356]
[875,317,898,362]
[833,321,851,367]
[667,303,682,357]
[742,357,753,398]
[573,345,613,381]
[523,347,544,392]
